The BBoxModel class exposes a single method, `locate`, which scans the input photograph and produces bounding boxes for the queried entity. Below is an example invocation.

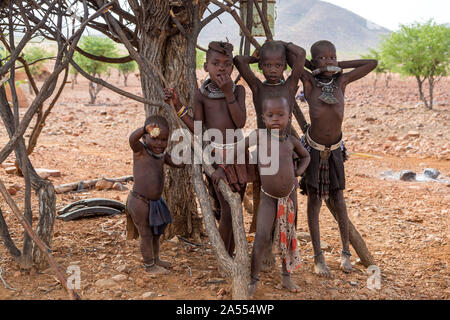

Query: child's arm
[164,88,204,133]
[129,126,146,153]
[233,55,261,94]
[216,76,246,128]
[213,133,255,187]
[300,59,314,100]
[164,153,185,168]
[283,41,306,92]
[339,59,378,85]
[290,136,310,176]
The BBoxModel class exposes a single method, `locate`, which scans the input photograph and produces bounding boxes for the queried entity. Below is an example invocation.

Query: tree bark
[416,76,429,109]
[428,76,434,109]
[0,84,56,270]
[139,2,201,241]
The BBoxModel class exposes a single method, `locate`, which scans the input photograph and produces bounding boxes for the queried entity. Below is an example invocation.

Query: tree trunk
[0,86,56,270]
[89,81,96,104]
[139,3,201,242]
[416,76,429,109]
[428,76,434,109]
[193,164,249,299]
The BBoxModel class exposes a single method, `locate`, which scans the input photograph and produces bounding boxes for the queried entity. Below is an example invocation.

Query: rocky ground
[0,70,448,300]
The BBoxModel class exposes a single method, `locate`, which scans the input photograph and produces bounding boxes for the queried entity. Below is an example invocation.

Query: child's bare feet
[248,276,259,298]
[314,251,331,277]
[282,273,300,292]
[155,257,172,268]
[340,250,352,273]
[144,263,169,275]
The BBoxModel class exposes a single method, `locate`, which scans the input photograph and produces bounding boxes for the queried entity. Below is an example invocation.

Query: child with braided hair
[164,41,255,256]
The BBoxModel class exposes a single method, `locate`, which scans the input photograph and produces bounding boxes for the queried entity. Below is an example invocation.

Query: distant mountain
[199,0,391,57]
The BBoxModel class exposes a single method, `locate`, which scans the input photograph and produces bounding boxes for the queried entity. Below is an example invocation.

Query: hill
[199,0,391,57]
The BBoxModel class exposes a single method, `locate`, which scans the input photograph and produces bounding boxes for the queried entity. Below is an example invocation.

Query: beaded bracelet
[176,105,186,117]
[178,107,188,118]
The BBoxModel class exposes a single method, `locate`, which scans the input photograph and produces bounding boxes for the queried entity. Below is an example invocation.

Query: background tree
[22,46,51,93]
[75,35,118,104]
[69,65,79,89]
[361,48,391,90]
[116,60,137,86]
[381,20,450,109]
[0,0,112,299]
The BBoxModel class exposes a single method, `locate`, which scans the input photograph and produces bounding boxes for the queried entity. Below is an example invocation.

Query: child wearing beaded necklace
[299,40,377,277]
[164,41,255,257]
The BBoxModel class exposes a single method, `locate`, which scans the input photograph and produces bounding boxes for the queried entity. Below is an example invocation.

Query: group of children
[126,39,377,297]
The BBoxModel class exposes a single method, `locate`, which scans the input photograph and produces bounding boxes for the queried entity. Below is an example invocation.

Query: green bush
[380,20,450,108]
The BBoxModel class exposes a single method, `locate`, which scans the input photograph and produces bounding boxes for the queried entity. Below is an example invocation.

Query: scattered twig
[177,235,202,247]
[0,266,17,291]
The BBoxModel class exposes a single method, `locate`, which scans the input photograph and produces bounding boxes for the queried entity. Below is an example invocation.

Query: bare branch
[209,0,261,49]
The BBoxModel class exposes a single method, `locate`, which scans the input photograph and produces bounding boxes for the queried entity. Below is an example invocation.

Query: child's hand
[215,74,234,95]
[163,88,181,110]
[211,166,227,188]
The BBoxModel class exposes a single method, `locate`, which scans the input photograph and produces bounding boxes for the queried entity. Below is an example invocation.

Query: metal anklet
[143,262,155,268]
[250,275,259,284]
[313,250,323,258]
[341,250,352,257]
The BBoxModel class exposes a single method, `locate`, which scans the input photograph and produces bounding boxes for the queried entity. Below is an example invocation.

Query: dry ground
[0,69,449,300]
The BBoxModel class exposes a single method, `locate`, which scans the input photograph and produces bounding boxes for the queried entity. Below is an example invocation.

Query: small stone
[387,136,398,142]
[320,240,331,251]
[111,274,127,282]
[399,170,416,182]
[5,166,17,174]
[217,288,226,296]
[142,291,157,299]
[116,264,128,273]
[95,278,118,289]
[407,130,420,138]
[350,281,358,286]
[112,182,128,191]
[7,187,17,195]
[297,231,311,242]
[9,183,21,191]
[135,278,146,288]
[95,179,114,190]
[62,115,74,122]
[36,168,61,179]
[423,168,440,179]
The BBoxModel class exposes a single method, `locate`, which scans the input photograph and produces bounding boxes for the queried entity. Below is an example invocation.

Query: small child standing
[234,40,308,269]
[234,94,310,297]
[126,115,184,274]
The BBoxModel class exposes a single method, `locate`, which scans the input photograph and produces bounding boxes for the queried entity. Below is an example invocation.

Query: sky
[322,0,449,30]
